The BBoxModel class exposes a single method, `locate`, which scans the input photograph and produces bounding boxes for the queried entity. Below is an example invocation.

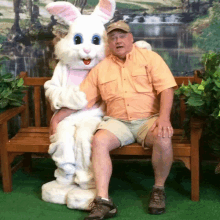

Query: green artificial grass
[1,158,220,220]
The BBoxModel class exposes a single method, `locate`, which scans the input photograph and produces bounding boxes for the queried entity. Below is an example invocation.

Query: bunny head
[46,0,116,70]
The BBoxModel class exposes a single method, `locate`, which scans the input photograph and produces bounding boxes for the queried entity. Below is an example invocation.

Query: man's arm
[150,88,174,138]
[50,108,77,136]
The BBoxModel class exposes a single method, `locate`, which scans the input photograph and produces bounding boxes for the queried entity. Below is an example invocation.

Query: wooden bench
[0,71,203,201]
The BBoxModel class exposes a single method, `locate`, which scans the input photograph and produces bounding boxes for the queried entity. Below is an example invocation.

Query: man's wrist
[159,115,170,121]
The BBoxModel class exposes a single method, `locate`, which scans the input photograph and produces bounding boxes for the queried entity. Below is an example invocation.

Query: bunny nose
[83,48,91,54]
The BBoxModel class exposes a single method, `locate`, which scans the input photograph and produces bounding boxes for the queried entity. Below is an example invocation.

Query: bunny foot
[42,180,77,204]
[67,186,96,210]
[74,170,96,189]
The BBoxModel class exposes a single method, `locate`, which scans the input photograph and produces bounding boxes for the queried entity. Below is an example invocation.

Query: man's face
[107,30,134,61]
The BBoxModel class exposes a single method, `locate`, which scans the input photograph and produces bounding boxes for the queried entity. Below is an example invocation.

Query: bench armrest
[0,105,26,124]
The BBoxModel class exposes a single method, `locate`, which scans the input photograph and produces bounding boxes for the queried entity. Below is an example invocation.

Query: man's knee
[92,129,120,152]
[155,136,172,152]
[144,128,172,150]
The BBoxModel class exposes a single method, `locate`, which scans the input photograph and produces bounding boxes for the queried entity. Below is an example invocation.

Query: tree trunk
[27,0,32,17]
[11,0,22,34]
[80,0,87,14]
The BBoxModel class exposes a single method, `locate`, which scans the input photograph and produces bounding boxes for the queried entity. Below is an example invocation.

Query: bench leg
[0,123,12,192]
[190,120,202,201]
[23,153,32,173]
[191,157,199,201]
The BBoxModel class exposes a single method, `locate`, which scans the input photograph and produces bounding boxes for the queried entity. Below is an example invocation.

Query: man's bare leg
[144,127,173,186]
[91,129,120,199]
[144,127,173,214]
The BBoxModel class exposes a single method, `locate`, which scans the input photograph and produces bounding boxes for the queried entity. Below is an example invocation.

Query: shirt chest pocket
[99,75,118,101]
[131,66,153,93]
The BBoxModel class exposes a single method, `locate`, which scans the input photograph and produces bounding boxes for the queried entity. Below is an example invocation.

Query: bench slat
[6,141,190,156]
[34,86,41,127]
[19,127,49,133]
[24,77,50,86]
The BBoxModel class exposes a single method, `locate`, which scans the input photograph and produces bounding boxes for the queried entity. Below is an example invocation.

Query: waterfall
[165,14,180,23]
[124,14,182,24]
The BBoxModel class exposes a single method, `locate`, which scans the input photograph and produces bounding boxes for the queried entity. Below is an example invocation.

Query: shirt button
[124,79,126,80]
[125,91,127,93]
[127,104,129,106]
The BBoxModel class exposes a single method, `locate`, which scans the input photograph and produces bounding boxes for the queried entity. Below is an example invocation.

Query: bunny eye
[92,35,101,45]
[74,34,83,44]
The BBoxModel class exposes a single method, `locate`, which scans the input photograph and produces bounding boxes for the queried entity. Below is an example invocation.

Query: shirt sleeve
[148,51,178,95]
[80,66,101,108]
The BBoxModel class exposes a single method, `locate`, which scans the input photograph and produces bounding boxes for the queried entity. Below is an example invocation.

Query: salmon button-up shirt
[80,45,177,121]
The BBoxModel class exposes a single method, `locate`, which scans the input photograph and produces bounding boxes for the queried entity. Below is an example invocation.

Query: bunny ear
[46,1,81,25]
[92,0,116,24]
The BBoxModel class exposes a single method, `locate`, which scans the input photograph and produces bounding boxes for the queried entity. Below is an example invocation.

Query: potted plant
[0,56,27,110]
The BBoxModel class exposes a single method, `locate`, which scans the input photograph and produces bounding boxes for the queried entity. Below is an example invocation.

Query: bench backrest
[20,71,202,128]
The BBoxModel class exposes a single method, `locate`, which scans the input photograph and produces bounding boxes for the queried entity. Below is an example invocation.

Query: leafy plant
[175,51,220,155]
[195,2,220,52]
[0,57,27,109]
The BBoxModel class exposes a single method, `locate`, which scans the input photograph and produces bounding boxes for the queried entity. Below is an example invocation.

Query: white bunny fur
[54,16,106,69]
[42,0,115,210]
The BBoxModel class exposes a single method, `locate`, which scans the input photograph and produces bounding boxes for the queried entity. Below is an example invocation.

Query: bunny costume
[42,0,116,210]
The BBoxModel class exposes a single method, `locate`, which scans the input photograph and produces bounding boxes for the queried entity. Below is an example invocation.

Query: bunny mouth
[83,59,92,65]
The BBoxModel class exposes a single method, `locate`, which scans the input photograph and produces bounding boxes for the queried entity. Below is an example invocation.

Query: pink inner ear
[99,0,112,16]
[47,3,80,23]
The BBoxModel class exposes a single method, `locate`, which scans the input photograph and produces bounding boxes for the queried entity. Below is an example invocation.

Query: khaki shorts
[97,114,158,148]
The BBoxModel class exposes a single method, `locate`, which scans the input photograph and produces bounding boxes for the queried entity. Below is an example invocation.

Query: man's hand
[49,107,77,136]
[150,117,173,138]
[49,114,59,136]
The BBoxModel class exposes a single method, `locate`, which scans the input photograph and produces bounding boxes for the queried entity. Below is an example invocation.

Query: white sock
[101,197,109,201]
[153,185,165,190]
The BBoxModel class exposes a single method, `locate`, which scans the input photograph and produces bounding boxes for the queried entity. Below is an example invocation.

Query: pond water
[124,13,204,76]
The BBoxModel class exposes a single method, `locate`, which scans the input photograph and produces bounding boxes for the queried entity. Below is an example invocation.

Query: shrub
[0,57,27,109]
[175,51,220,155]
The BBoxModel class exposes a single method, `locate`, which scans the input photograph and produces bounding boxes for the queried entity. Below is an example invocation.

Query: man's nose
[115,37,122,43]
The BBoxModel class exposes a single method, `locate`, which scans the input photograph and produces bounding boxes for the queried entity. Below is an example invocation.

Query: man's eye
[110,37,116,41]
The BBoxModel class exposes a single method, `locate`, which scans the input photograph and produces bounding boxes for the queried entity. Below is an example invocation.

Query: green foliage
[116,2,144,10]
[196,2,220,52]
[0,57,28,109]
[175,51,220,155]
[0,35,7,44]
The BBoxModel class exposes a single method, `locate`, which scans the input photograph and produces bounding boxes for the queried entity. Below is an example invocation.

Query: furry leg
[49,119,76,168]
[42,119,77,204]
[66,117,101,210]
[74,117,102,189]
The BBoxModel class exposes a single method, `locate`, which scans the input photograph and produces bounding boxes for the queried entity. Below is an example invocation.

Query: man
[50,20,177,219]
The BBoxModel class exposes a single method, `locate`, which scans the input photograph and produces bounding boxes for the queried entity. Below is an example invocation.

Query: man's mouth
[116,46,123,49]
[83,59,91,65]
